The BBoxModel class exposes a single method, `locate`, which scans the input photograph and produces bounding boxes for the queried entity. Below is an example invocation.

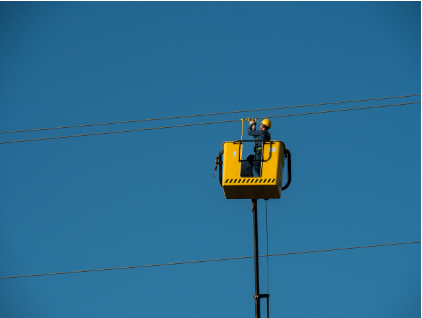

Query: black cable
[1,94,419,135]
[0,101,419,145]
[0,241,419,280]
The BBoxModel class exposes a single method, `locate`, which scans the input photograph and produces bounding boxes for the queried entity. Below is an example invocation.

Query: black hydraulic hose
[282,149,291,191]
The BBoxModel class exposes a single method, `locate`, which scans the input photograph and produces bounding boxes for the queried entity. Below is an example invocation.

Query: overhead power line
[0,241,419,280]
[0,101,419,145]
[0,94,420,135]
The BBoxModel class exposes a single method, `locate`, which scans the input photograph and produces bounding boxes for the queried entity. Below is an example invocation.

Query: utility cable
[0,241,419,280]
[0,94,419,135]
[0,101,419,145]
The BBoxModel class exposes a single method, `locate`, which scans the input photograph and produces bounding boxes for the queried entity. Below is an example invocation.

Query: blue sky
[0,2,420,317]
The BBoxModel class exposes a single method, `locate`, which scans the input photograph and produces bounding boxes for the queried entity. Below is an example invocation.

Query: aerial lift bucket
[215,140,291,199]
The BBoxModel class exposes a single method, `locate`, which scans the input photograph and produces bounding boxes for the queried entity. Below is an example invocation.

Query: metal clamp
[241,117,259,123]
[253,294,270,318]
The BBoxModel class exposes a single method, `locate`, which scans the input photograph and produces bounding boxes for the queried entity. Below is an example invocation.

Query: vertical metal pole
[252,199,261,318]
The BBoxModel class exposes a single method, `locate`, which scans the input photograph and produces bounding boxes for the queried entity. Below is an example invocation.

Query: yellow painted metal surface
[221,141,285,199]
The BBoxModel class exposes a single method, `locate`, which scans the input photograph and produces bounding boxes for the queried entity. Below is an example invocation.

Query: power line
[0,241,419,280]
[1,94,420,135]
[0,101,419,145]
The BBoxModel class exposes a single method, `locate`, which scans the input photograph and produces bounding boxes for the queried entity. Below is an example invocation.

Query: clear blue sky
[0,2,420,317]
